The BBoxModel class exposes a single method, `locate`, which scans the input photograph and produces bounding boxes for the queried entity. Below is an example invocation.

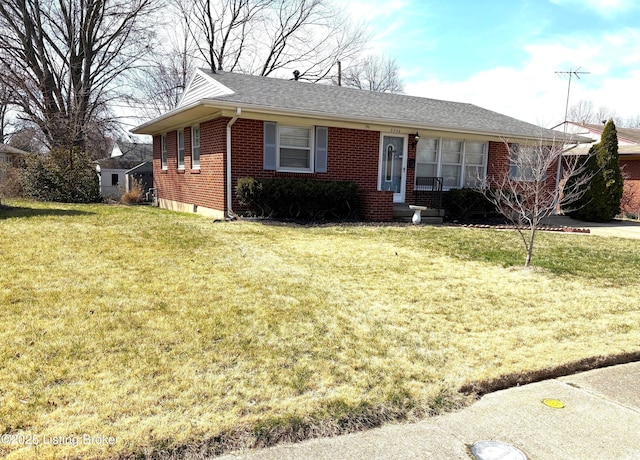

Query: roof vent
[293,70,300,81]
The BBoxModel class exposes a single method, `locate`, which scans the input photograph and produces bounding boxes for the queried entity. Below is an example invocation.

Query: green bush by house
[442,188,497,221]
[570,120,624,222]
[236,177,359,219]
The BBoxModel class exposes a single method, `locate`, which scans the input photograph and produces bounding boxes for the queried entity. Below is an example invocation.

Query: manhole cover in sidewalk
[470,440,527,460]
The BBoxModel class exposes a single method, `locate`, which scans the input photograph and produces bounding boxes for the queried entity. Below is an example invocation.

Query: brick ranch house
[559,121,640,215]
[132,69,581,221]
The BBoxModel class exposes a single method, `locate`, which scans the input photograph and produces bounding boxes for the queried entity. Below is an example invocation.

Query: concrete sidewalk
[219,362,640,460]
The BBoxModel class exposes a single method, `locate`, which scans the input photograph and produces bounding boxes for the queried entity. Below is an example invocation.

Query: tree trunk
[525,227,537,267]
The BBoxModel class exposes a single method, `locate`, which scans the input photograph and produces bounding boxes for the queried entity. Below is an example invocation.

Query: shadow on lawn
[0,204,95,220]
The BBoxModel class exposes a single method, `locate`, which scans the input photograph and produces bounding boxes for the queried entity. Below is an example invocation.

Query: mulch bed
[448,217,590,234]
[232,215,591,233]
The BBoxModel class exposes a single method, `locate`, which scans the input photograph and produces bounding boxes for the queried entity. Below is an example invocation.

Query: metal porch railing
[414,176,443,209]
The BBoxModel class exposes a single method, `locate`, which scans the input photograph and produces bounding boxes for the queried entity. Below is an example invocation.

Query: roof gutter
[227,107,241,218]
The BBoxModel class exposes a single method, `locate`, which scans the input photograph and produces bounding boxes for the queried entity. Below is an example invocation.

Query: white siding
[178,70,234,107]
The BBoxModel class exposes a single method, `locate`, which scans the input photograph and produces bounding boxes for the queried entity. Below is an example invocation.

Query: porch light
[410,132,420,148]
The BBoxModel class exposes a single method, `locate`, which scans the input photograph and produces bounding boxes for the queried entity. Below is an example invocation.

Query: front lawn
[1,200,639,459]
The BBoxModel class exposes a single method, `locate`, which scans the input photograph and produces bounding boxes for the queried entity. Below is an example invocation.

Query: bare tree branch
[0,0,160,151]
[175,0,367,81]
[480,137,594,267]
[338,54,404,93]
[126,12,197,118]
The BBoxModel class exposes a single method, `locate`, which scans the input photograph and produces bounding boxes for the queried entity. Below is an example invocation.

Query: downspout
[227,107,241,218]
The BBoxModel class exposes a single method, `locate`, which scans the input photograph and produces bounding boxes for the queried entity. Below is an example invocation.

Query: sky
[345,0,640,127]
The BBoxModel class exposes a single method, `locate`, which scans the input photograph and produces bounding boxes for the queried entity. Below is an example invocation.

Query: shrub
[443,188,496,221]
[236,177,359,220]
[120,179,144,204]
[570,120,624,222]
[21,147,101,203]
[0,163,24,201]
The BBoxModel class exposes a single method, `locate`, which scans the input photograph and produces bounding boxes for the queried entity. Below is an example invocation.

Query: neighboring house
[0,144,27,166]
[0,144,28,181]
[97,141,153,199]
[557,121,640,214]
[132,69,581,221]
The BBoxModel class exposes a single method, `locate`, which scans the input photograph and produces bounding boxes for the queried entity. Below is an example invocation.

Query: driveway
[544,216,640,239]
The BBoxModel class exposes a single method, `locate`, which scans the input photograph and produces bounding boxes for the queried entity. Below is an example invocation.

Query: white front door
[379,135,407,203]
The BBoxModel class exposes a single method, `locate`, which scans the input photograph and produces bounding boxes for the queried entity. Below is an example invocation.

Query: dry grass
[1,200,639,459]
[120,179,144,205]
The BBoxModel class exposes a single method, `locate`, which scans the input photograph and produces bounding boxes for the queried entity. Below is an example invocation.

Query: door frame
[378,133,408,203]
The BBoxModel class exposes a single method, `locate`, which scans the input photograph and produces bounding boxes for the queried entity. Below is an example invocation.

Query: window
[464,142,487,188]
[441,140,463,188]
[264,122,327,173]
[415,138,439,182]
[111,173,119,186]
[509,146,537,181]
[279,125,313,171]
[161,134,167,169]
[191,126,201,169]
[177,130,185,169]
[415,138,487,189]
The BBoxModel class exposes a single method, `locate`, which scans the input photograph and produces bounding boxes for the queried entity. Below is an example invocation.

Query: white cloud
[549,0,638,17]
[404,29,640,127]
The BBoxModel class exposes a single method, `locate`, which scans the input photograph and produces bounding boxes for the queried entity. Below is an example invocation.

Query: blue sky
[346,0,640,126]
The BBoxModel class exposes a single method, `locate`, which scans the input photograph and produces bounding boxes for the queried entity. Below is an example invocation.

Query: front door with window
[379,135,407,202]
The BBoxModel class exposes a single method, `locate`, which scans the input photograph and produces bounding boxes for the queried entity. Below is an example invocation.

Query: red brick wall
[487,141,510,180]
[485,141,557,192]
[230,120,393,220]
[620,159,640,213]
[152,119,548,221]
[153,118,227,211]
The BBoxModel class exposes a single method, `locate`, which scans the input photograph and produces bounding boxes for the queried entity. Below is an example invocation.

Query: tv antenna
[555,67,589,125]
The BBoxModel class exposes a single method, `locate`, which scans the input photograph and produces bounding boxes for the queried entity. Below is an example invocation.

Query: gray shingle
[203,70,564,140]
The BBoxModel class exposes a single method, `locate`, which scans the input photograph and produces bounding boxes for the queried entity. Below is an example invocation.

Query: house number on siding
[390,128,401,133]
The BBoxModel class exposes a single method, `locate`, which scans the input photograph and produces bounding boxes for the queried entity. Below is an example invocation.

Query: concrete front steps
[393,203,444,224]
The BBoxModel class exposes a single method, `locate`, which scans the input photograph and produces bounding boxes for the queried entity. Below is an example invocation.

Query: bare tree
[338,55,404,93]
[481,138,594,267]
[0,62,14,143]
[0,0,160,151]
[568,99,618,125]
[128,14,197,118]
[0,84,10,144]
[619,114,640,129]
[177,0,367,81]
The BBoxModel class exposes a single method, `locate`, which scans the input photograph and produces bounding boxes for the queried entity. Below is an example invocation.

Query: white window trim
[415,138,488,190]
[277,124,315,173]
[191,125,201,169]
[177,130,185,170]
[161,134,167,170]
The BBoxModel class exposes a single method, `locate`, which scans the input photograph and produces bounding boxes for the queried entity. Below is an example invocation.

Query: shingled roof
[577,122,640,145]
[97,142,152,169]
[134,69,582,143]
[0,144,28,156]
